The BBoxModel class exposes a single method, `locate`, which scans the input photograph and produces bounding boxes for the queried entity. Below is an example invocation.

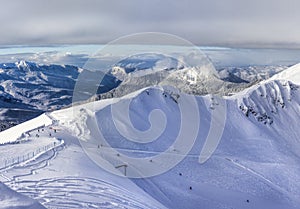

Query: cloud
[0,0,300,47]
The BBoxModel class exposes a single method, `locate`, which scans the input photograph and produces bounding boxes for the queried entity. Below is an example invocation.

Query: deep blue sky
[1,0,300,48]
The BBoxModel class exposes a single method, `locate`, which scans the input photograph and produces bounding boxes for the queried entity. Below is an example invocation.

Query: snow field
[1,63,300,208]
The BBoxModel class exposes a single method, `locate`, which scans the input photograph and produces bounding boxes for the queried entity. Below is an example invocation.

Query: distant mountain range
[0,57,287,129]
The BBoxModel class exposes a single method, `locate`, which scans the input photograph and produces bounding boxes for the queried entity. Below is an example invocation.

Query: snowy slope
[1,83,300,208]
[0,113,53,144]
[50,78,300,209]
[269,63,300,85]
[0,182,45,209]
[1,63,300,208]
[0,59,286,128]
[0,112,166,209]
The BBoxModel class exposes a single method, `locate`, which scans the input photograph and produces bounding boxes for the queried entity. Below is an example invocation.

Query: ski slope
[0,113,52,144]
[1,64,300,208]
[0,182,45,209]
[52,74,300,208]
[0,99,166,208]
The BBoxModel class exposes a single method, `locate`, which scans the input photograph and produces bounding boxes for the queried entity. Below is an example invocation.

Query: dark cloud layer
[0,0,300,47]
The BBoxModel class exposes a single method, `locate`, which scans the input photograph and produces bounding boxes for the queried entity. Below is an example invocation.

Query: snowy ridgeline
[0,62,299,209]
[96,64,286,101]
[48,64,300,209]
[0,113,53,145]
[0,59,287,129]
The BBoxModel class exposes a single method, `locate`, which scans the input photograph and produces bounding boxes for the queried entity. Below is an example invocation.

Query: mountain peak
[14,60,37,70]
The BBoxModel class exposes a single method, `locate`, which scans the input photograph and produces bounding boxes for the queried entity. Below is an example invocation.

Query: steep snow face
[51,80,300,209]
[269,63,300,85]
[232,79,300,156]
[0,182,45,209]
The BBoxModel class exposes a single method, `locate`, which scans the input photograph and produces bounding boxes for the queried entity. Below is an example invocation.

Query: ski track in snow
[0,127,155,209]
[14,177,149,209]
[3,63,300,208]
[225,157,300,204]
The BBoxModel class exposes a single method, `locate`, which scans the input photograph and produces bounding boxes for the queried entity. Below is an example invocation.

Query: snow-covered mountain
[110,53,182,78]
[0,58,287,128]
[0,61,81,123]
[0,57,185,125]
[58,83,300,208]
[96,54,259,100]
[95,54,290,101]
[1,63,300,208]
[0,60,121,128]
[218,65,287,83]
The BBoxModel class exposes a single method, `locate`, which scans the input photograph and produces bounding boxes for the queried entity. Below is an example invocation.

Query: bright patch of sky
[0,45,103,56]
[1,45,300,68]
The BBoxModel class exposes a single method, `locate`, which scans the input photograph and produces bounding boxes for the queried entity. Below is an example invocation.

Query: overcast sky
[1,0,300,48]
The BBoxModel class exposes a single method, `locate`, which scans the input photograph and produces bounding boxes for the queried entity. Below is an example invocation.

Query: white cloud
[0,0,300,47]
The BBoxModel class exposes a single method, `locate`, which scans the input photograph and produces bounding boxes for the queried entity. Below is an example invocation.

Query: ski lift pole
[115,164,128,176]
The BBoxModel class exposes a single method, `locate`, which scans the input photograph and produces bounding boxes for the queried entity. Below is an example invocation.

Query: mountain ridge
[1,62,300,208]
